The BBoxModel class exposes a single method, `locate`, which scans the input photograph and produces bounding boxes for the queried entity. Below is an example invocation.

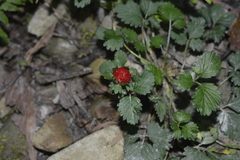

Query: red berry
[113,67,131,84]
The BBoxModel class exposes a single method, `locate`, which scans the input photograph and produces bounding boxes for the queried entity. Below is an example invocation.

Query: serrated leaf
[115,1,142,28]
[7,0,24,5]
[132,71,155,95]
[0,27,8,38]
[150,35,164,49]
[231,72,240,86]
[182,147,210,160]
[125,141,145,160]
[145,64,163,85]
[197,128,218,145]
[103,29,124,51]
[171,123,182,139]
[118,95,142,125]
[210,4,235,27]
[192,83,221,116]
[198,7,211,27]
[171,31,187,45]
[181,122,199,140]
[158,2,183,22]
[99,60,116,80]
[0,10,8,25]
[96,26,107,40]
[110,84,127,95]
[205,25,225,43]
[122,28,138,43]
[172,18,186,29]
[218,111,240,141]
[114,50,127,67]
[134,41,145,52]
[141,142,166,160]
[192,51,221,78]
[74,0,91,8]
[175,72,194,91]
[207,151,240,160]
[189,38,204,52]
[173,110,191,123]
[227,95,240,113]
[147,122,172,150]
[0,2,19,11]
[187,17,205,39]
[140,0,161,17]
[229,51,240,71]
[148,16,160,29]
[154,101,166,122]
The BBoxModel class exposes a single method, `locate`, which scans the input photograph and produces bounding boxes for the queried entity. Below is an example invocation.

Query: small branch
[216,140,240,149]
[219,76,231,86]
[124,44,150,64]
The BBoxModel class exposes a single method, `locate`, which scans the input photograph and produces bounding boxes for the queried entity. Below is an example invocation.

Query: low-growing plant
[94,0,240,159]
[0,0,33,45]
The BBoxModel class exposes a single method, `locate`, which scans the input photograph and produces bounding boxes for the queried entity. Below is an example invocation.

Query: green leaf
[150,35,164,49]
[154,101,166,122]
[198,7,211,27]
[189,39,204,52]
[231,72,240,86]
[207,151,240,160]
[122,28,138,43]
[205,25,225,43]
[125,142,145,160]
[227,95,240,113]
[134,41,145,52]
[175,72,194,91]
[132,70,155,95]
[114,50,127,68]
[0,2,19,11]
[229,51,240,71]
[145,63,163,85]
[148,16,160,29]
[0,27,9,44]
[171,123,182,139]
[182,147,210,160]
[0,10,8,25]
[197,128,218,145]
[172,18,186,29]
[192,83,221,116]
[74,0,91,8]
[140,0,161,17]
[141,143,166,160]
[171,31,187,45]
[103,29,124,51]
[181,122,199,140]
[7,0,24,5]
[110,83,127,95]
[187,17,205,39]
[173,111,191,124]
[96,26,107,40]
[115,1,142,28]
[147,122,172,150]
[218,111,240,141]
[117,95,142,125]
[158,2,183,22]
[210,4,235,27]
[192,51,221,78]
[99,60,116,80]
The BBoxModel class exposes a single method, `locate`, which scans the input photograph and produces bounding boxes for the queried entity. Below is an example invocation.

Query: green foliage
[74,0,91,8]
[0,0,29,45]
[97,0,238,159]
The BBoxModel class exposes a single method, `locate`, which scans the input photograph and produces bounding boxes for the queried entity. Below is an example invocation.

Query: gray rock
[47,125,124,160]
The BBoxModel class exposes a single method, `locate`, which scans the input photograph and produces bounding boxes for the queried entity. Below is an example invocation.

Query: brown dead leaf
[5,76,37,160]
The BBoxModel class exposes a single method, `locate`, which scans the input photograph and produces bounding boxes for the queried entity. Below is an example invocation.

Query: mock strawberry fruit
[113,67,131,84]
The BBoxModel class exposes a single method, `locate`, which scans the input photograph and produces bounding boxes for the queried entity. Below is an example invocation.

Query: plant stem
[181,39,190,71]
[164,20,172,67]
[124,44,150,64]
[216,140,240,149]
[219,76,231,86]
